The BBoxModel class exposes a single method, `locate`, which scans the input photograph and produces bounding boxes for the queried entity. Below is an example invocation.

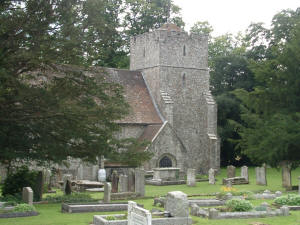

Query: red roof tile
[104,68,163,125]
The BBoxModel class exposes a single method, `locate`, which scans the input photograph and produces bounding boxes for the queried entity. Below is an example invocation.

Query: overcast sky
[173,0,299,36]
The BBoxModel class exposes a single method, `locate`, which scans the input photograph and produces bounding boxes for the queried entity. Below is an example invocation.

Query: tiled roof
[138,124,164,143]
[158,23,182,32]
[104,68,163,125]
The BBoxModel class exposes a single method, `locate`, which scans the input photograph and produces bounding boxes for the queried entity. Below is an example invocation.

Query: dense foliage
[0,0,183,170]
[13,204,36,212]
[43,192,97,203]
[2,167,39,200]
[233,8,300,168]
[225,199,253,212]
[191,8,300,167]
[275,194,300,206]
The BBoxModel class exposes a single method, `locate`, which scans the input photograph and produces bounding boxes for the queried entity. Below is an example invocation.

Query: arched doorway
[159,156,172,168]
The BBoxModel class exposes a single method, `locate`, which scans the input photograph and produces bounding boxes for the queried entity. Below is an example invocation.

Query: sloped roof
[138,124,165,143]
[104,68,163,125]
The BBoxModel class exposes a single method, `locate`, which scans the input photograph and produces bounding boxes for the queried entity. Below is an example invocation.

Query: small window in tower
[143,47,145,57]
[183,45,186,56]
[182,73,186,87]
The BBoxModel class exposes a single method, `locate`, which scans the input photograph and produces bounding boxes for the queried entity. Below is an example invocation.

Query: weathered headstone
[103,182,111,203]
[128,168,135,192]
[62,174,73,194]
[280,206,290,216]
[65,179,72,195]
[43,169,51,188]
[128,201,152,225]
[187,168,196,187]
[119,175,129,192]
[241,166,249,182]
[22,187,33,205]
[77,164,84,180]
[135,169,145,197]
[165,191,189,217]
[111,170,119,193]
[226,180,232,188]
[282,163,292,189]
[227,165,235,178]
[98,168,106,182]
[255,166,267,185]
[209,208,219,219]
[208,168,215,184]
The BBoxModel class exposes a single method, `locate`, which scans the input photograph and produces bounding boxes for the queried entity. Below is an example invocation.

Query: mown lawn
[1,167,300,225]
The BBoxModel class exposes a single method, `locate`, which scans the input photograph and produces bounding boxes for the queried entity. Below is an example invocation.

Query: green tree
[0,0,150,171]
[234,9,300,168]
[123,0,184,37]
[190,21,213,36]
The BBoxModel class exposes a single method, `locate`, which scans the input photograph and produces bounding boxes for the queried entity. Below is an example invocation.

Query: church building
[110,23,220,174]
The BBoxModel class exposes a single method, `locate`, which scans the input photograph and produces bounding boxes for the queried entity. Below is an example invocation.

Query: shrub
[2,166,39,201]
[3,200,18,207]
[238,191,255,200]
[13,204,36,212]
[106,216,116,220]
[274,194,300,206]
[0,194,22,204]
[43,192,96,203]
[226,199,253,212]
[254,205,267,211]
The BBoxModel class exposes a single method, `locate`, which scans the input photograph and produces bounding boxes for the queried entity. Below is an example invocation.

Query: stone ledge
[0,211,39,218]
[146,179,186,186]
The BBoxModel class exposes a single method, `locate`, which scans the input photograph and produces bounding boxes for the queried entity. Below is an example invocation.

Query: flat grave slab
[62,202,129,213]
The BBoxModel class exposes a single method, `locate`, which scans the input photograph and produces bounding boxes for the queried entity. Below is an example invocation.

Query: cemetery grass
[0,167,300,225]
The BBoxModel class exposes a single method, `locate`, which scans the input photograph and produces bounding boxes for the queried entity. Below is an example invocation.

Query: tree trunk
[281,161,292,189]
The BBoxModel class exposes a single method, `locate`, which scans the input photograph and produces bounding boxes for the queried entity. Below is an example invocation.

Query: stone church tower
[130,24,220,173]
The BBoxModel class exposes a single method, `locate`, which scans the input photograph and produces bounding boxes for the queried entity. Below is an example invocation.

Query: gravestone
[111,170,119,193]
[62,174,73,194]
[119,175,129,192]
[77,164,84,180]
[165,191,189,217]
[65,179,72,195]
[43,169,51,189]
[128,201,151,225]
[227,165,235,178]
[128,168,135,192]
[22,187,33,205]
[255,166,267,185]
[103,182,111,203]
[226,180,232,188]
[135,169,145,197]
[187,168,196,187]
[241,166,249,182]
[282,163,292,189]
[208,168,215,184]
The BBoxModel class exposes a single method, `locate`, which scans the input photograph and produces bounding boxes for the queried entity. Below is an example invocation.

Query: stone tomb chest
[153,168,180,181]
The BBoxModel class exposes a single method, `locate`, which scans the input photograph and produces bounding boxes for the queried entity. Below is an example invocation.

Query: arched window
[159,156,172,167]
[183,45,186,56]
